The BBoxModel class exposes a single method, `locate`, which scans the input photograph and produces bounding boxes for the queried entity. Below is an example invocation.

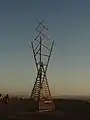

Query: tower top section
[31,20,54,72]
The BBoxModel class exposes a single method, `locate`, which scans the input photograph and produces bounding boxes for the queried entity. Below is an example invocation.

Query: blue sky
[0,0,90,96]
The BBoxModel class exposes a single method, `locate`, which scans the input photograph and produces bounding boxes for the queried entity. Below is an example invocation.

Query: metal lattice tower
[30,20,55,112]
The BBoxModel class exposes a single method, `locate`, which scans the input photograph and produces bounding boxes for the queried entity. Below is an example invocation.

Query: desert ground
[0,98,90,120]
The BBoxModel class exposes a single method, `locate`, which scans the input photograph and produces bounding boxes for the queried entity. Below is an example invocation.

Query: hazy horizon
[1,0,90,96]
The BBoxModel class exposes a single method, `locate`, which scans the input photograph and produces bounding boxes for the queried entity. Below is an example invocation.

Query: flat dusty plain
[0,98,90,120]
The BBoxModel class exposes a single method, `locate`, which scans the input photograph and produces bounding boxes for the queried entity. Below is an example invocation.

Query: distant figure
[0,94,2,100]
[3,94,9,104]
[0,94,1,97]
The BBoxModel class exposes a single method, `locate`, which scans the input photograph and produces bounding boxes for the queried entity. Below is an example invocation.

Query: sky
[0,0,90,96]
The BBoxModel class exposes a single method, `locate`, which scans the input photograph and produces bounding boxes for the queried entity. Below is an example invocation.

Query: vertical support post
[38,36,42,111]
[40,36,42,65]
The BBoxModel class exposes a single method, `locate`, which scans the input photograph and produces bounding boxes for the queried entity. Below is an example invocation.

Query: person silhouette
[4,94,9,104]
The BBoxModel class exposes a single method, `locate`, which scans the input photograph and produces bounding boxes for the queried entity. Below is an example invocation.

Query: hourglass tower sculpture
[30,20,55,112]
